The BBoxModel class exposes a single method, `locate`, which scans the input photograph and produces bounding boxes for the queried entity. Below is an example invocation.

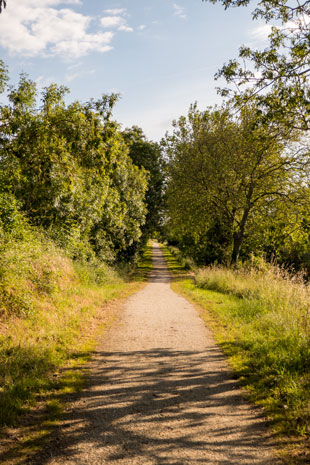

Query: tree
[0,60,8,93]
[165,103,309,265]
[204,0,310,130]
[0,71,148,263]
[122,126,165,238]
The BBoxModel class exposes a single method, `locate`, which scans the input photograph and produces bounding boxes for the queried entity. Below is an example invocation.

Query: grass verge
[0,240,152,464]
[160,244,310,464]
[160,244,189,276]
[131,241,153,281]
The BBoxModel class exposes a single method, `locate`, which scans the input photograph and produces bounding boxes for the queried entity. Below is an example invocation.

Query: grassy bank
[160,244,310,462]
[0,235,152,436]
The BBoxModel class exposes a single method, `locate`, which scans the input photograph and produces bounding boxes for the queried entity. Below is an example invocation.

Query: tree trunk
[230,207,251,266]
[231,231,243,266]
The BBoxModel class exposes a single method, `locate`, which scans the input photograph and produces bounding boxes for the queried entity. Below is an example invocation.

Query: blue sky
[0,1,269,140]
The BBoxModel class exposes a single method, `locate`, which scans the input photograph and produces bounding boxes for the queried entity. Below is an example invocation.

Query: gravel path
[39,243,278,465]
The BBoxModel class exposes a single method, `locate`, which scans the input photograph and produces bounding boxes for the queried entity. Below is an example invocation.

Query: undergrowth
[164,244,195,271]
[194,265,310,437]
[0,228,151,430]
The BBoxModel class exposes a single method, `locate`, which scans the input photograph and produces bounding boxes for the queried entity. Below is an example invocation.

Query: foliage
[0,217,150,429]
[164,102,309,265]
[0,59,8,93]
[204,0,310,130]
[0,72,149,263]
[131,241,154,281]
[0,63,158,432]
[163,241,310,442]
[165,244,195,270]
[123,126,165,238]
[160,243,192,276]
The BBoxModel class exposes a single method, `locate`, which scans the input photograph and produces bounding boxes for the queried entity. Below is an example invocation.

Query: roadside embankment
[0,231,152,431]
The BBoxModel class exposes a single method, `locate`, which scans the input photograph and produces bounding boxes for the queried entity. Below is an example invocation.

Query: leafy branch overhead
[204,0,310,130]
[0,1,6,13]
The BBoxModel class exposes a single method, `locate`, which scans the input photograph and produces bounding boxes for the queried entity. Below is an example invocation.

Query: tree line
[163,103,310,267]
[0,61,164,264]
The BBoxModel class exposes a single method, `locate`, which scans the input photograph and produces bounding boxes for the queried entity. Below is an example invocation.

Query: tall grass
[195,264,310,436]
[0,227,145,428]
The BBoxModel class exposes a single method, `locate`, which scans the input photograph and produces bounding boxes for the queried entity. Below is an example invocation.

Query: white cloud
[100,9,133,32]
[250,24,273,42]
[249,18,307,44]
[118,25,133,33]
[103,8,127,15]
[138,25,146,31]
[0,0,115,58]
[101,16,124,28]
[65,67,95,82]
[173,3,187,20]
[35,74,57,89]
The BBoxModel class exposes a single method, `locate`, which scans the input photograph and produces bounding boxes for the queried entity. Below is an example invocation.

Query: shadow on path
[28,347,280,465]
[1,243,283,465]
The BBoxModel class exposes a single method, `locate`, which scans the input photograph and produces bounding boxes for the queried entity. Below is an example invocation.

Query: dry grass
[0,232,150,429]
[190,264,310,437]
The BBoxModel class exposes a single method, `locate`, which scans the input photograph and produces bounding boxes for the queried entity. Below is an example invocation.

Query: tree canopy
[123,126,165,237]
[204,0,310,130]
[164,102,310,265]
[0,64,164,264]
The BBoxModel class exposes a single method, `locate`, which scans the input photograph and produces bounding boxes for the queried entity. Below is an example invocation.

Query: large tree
[0,72,148,262]
[165,103,309,264]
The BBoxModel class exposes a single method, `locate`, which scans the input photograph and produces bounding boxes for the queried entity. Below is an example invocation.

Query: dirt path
[37,243,278,465]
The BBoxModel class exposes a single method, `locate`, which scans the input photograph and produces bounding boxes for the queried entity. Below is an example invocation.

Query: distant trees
[123,126,165,238]
[0,65,163,263]
[164,103,310,265]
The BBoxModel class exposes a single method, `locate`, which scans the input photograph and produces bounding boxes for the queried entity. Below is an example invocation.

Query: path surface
[38,243,278,465]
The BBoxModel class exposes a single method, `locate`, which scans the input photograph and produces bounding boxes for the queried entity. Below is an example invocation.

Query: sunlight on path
[37,243,278,465]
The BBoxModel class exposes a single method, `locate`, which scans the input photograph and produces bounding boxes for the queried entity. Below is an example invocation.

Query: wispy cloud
[118,25,133,32]
[100,8,133,33]
[173,3,187,20]
[249,19,305,44]
[35,74,57,89]
[103,8,127,16]
[65,67,95,82]
[250,24,273,42]
[101,16,125,28]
